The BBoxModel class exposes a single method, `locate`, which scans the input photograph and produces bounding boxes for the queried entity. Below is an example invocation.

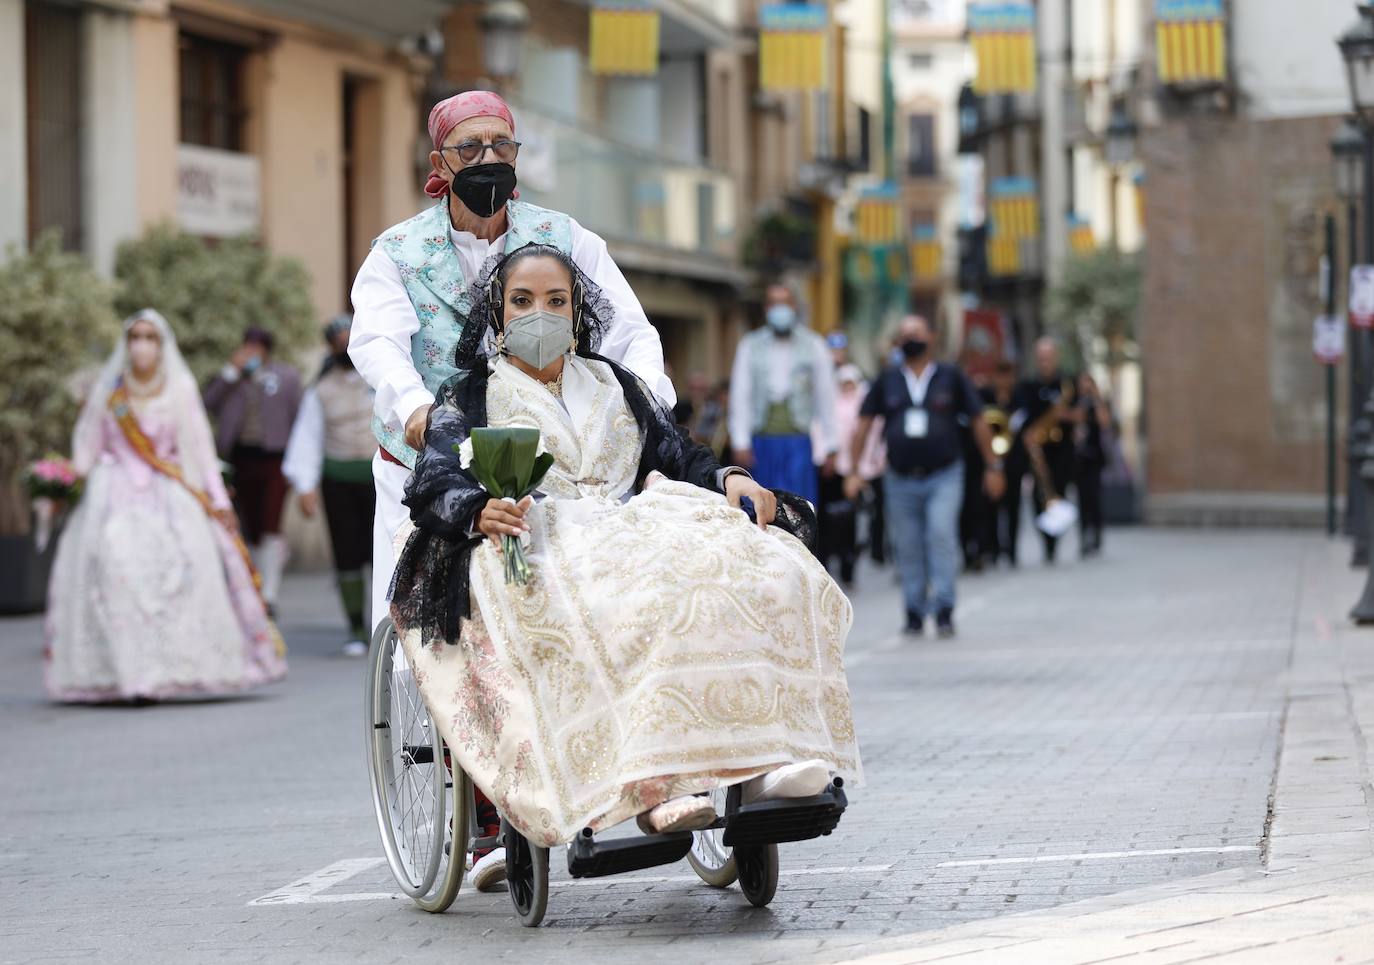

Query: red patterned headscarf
[424,91,517,199]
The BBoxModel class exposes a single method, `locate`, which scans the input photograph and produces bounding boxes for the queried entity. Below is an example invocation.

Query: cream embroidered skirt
[399,479,860,847]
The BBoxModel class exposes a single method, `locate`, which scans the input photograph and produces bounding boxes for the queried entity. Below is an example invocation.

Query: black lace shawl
[388,354,818,646]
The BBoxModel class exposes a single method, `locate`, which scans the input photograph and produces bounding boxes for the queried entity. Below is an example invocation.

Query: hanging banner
[986,176,1037,277]
[853,184,903,245]
[960,308,1011,378]
[1351,265,1374,330]
[1155,0,1226,86]
[968,3,1037,95]
[910,224,943,281]
[590,1,660,76]
[1314,315,1346,365]
[759,3,828,92]
[1068,214,1095,254]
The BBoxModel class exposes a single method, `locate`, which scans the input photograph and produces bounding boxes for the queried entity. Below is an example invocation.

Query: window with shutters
[907,113,937,178]
[24,0,84,250]
[179,33,250,151]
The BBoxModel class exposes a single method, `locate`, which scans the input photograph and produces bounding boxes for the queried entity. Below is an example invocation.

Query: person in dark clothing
[1010,338,1077,564]
[980,361,1019,566]
[844,316,1005,638]
[1074,372,1113,556]
[958,377,989,572]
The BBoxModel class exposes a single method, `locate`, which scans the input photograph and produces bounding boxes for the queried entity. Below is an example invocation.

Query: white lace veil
[72,309,216,492]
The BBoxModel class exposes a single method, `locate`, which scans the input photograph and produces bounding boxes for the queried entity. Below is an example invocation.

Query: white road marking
[248,861,892,906]
[248,858,387,905]
[936,845,1259,868]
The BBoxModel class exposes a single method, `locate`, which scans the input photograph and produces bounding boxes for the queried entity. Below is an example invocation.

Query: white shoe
[741,760,831,804]
[341,640,367,658]
[635,795,717,834]
[469,847,507,891]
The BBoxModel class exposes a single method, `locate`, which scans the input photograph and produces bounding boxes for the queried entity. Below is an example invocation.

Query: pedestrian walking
[46,310,286,703]
[1011,338,1077,564]
[820,363,883,585]
[980,360,1019,566]
[728,282,839,506]
[1074,372,1113,556]
[844,316,1005,638]
[203,326,303,615]
[282,315,376,656]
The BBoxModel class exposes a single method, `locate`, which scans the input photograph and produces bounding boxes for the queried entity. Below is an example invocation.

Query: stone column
[0,0,26,254]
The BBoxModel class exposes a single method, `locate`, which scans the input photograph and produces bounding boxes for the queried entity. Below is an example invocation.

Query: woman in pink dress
[45,309,287,703]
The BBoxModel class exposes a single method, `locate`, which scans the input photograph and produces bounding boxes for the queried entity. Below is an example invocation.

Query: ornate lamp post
[479,0,530,85]
[1334,120,1366,543]
[1337,5,1374,618]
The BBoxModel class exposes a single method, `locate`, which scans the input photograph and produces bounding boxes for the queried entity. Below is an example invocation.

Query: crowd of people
[673,299,1120,640]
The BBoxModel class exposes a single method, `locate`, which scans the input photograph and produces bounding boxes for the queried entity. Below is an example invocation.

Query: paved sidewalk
[824,535,1374,964]
[2,528,1371,963]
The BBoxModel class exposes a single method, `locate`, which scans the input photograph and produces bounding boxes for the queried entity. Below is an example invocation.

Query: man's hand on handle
[405,404,433,452]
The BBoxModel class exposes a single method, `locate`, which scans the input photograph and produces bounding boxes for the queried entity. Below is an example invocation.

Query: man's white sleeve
[282,387,325,493]
[349,248,435,433]
[813,335,839,455]
[728,337,754,453]
[569,220,676,407]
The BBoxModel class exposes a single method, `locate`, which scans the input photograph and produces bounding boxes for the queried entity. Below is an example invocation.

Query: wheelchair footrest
[722,782,847,847]
[566,828,693,879]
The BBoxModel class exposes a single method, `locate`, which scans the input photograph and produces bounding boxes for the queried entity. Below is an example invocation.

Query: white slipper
[635,795,717,834]
[469,847,507,891]
[741,760,831,804]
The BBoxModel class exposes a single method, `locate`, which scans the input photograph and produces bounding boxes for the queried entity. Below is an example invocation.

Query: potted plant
[0,233,119,613]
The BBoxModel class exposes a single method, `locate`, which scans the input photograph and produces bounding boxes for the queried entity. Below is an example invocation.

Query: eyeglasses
[442,139,521,165]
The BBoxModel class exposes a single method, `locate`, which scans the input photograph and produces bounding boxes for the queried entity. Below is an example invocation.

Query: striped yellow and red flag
[854,186,904,245]
[910,225,943,281]
[759,2,828,92]
[1155,0,1226,85]
[969,3,1036,95]
[590,1,660,77]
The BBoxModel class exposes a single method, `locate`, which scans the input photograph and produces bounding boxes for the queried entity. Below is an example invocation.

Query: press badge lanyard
[902,363,936,439]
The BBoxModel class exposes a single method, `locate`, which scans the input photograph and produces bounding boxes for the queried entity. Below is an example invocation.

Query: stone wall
[1141,112,1343,496]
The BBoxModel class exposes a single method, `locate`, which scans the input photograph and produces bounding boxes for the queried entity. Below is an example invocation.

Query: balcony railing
[509,101,738,263]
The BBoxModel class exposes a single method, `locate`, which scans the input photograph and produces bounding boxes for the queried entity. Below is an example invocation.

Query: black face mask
[901,339,928,360]
[333,351,354,370]
[448,161,518,218]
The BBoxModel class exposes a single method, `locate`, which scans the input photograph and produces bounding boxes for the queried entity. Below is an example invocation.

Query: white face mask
[127,338,160,372]
[503,309,573,370]
[765,303,797,333]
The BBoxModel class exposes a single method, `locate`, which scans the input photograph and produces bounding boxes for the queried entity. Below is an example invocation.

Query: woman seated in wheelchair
[390,243,860,890]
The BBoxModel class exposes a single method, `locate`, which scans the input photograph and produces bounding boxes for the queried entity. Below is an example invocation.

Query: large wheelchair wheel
[503,820,549,927]
[724,784,778,907]
[365,619,469,912]
[687,787,737,888]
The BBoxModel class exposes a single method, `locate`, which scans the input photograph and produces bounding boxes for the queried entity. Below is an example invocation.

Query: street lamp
[1340,5,1374,124]
[1334,119,1365,202]
[1104,106,1138,168]
[1334,120,1368,544]
[479,0,530,82]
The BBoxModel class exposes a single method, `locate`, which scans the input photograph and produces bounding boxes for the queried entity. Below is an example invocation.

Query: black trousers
[818,473,858,582]
[321,476,375,572]
[1077,465,1104,552]
[1031,447,1076,562]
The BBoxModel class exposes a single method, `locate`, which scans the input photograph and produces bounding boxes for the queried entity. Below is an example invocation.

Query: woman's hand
[724,474,776,530]
[477,495,533,547]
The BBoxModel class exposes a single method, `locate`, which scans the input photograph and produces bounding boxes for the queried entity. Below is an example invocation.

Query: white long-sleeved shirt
[728,329,839,455]
[349,215,675,439]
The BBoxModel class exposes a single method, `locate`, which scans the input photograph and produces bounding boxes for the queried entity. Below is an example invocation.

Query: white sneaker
[341,640,367,658]
[741,760,831,804]
[469,847,507,891]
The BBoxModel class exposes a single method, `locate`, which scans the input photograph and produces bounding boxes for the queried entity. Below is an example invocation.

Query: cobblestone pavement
[0,528,1324,963]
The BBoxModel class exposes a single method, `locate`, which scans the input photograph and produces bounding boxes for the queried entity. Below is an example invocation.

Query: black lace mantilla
[388,244,817,647]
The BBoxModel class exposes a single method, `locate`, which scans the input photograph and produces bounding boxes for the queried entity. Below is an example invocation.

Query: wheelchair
[365,618,848,927]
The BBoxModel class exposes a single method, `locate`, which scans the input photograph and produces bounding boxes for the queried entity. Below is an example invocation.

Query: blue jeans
[885,462,964,618]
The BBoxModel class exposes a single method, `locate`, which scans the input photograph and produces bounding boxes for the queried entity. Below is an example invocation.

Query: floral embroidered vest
[370,198,573,467]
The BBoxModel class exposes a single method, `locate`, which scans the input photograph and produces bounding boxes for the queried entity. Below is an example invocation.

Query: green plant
[1043,247,1142,370]
[743,210,817,271]
[0,232,120,534]
[114,225,316,383]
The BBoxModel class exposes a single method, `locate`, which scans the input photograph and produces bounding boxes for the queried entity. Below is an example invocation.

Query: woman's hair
[456,243,615,367]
